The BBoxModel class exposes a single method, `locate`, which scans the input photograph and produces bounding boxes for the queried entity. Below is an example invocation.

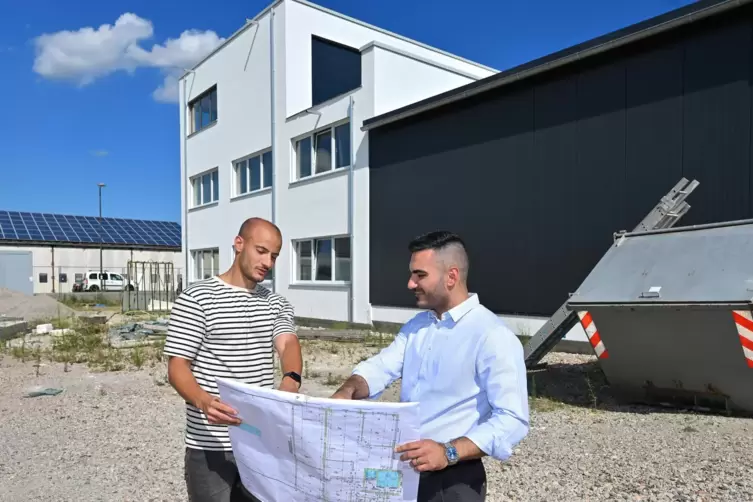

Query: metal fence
[122,261,179,313]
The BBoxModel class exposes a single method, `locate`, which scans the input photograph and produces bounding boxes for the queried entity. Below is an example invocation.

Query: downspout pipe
[269,6,277,293]
[347,96,355,323]
[182,76,190,285]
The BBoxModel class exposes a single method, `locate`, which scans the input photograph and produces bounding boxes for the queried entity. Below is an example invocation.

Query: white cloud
[32,13,224,103]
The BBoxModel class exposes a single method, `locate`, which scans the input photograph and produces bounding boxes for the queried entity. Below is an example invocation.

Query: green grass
[2,319,165,373]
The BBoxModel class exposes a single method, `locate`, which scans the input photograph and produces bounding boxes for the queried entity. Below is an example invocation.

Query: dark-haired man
[165,217,303,502]
[332,231,529,502]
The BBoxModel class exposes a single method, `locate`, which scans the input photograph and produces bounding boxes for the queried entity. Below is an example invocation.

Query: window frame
[190,168,220,208]
[191,247,220,282]
[292,120,351,183]
[292,235,351,285]
[189,85,218,135]
[232,148,273,198]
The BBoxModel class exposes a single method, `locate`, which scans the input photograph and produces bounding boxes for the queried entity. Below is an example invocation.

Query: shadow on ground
[526,361,748,418]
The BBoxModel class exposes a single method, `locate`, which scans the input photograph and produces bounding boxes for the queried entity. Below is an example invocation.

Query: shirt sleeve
[351,330,407,399]
[272,295,297,339]
[164,291,207,361]
[464,324,530,461]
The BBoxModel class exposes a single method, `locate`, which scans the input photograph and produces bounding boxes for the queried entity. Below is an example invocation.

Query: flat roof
[362,0,750,132]
[181,0,496,81]
[0,210,181,251]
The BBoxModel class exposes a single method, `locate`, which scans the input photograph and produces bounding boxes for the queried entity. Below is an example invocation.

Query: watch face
[446,446,458,461]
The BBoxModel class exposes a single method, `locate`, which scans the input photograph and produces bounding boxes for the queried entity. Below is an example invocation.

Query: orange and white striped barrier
[577,311,609,359]
[732,310,753,368]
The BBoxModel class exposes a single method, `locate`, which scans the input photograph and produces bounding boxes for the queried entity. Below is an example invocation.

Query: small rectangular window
[294,122,350,181]
[191,169,219,207]
[335,237,351,281]
[297,240,313,281]
[249,156,261,192]
[297,137,312,179]
[39,273,48,283]
[189,86,217,133]
[59,273,68,283]
[191,248,220,281]
[294,236,351,283]
[262,151,273,188]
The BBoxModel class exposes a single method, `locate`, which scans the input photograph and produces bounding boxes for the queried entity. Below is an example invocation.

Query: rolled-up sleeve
[351,331,407,399]
[464,325,530,461]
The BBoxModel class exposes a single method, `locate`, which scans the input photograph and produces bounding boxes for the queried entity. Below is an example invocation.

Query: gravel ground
[1,344,752,502]
[0,288,76,321]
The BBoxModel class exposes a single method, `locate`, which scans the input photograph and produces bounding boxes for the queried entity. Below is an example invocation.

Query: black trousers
[184,447,260,502]
[417,459,487,502]
[185,447,485,502]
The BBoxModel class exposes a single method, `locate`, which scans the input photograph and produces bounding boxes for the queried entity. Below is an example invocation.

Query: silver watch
[443,442,459,465]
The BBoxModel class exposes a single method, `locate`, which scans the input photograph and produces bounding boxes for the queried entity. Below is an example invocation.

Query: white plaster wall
[283,0,495,116]
[371,44,476,116]
[0,245,183,294]
[182,7,277,280]
[180,0,496,323]
[371,305,589,342]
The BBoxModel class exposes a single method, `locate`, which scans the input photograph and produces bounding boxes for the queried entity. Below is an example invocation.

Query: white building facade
[180,0,496,324]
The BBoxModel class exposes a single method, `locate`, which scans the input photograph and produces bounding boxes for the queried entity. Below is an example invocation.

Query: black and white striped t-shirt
[164,276,296,451]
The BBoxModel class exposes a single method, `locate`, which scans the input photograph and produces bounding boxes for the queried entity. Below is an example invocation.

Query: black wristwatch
[283,371,302,387]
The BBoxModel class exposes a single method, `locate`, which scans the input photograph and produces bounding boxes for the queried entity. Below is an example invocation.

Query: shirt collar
[429,293,480,324]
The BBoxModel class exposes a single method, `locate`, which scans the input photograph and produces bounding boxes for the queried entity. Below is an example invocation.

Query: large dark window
[311,36,361,106]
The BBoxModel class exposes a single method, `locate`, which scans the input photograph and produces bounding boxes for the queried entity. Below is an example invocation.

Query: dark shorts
[184,447,261,502]
[417,458,487,502]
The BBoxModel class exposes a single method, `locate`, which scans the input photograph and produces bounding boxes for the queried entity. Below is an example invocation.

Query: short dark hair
[408,231,466,253]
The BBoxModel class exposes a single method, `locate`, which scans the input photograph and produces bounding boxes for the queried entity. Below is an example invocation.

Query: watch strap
[283,371,302,385]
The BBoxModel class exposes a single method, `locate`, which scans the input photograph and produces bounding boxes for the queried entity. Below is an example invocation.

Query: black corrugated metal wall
[368,8,753,317]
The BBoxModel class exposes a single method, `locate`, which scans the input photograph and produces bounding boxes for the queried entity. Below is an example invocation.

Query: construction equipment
[523,177,699,368]
[566,218,753,413]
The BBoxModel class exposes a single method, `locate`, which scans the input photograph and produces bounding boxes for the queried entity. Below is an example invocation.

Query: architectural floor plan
[217,378,421,502]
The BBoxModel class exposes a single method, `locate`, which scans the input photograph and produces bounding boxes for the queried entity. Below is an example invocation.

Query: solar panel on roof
[0,210,181,248]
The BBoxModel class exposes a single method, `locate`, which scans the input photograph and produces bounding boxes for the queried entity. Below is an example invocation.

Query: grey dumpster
[566,218,753,414]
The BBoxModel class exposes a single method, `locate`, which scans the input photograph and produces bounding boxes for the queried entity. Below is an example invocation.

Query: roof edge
[180,0,283,81]
[359,40,483,81]
[362,0,751,132]
[292,0,497,74]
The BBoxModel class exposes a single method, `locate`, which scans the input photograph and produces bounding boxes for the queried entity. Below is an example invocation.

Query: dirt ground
[2,328,752,501]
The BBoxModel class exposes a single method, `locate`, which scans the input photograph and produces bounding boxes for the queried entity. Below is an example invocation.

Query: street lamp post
[98,183,106,291]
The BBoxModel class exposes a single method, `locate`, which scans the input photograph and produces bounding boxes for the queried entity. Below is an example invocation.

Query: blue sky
[0,0,695,224]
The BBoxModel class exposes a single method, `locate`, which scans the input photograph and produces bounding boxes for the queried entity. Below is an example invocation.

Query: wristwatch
[443,442,459,466]
[283,371,302,387]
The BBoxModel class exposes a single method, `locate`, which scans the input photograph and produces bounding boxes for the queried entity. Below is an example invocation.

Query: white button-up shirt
[352,293,530,461]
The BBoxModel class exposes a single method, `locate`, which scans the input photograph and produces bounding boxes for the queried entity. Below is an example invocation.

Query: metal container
[566,219,753,413]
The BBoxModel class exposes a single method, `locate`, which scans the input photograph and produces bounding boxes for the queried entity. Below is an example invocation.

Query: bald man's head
[238,217,281,240]
[232,217,282,284]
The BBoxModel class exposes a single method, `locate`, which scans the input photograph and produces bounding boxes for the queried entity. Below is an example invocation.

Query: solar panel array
[0,211,181,249]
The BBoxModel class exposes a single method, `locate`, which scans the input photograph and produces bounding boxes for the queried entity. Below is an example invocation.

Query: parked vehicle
[83,270,136,291]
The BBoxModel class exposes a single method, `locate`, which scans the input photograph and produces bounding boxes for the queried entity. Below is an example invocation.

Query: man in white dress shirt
[332,230,529,502]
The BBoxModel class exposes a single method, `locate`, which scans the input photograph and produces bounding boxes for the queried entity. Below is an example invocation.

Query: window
[294,236,350,282]
[39,273,48,283]
[59,273,67,283]
[234,150,273,196]
[192,248,219,280]
[189,85,217,133]
[191,169,220,207]
[295,122,350,180]
[311,36,361,106]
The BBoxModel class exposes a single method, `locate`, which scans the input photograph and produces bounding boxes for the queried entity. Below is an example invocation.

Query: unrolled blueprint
[216,378,421,502]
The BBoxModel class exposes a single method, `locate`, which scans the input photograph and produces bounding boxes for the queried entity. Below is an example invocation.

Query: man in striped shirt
[165,217,302,502]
